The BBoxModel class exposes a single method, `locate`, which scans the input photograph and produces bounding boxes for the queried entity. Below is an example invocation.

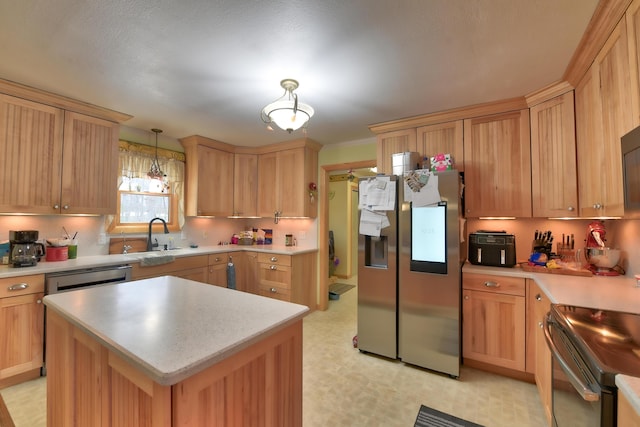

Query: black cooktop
[550,304,640,387]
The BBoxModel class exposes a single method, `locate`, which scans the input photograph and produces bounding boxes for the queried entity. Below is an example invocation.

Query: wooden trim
[180,135,323,154]
[119,141,186,161]
[0,391,15,427]
[563,0,633,86]
[368,97,528,134]
[0,78,132,123]
[524,80,575,107]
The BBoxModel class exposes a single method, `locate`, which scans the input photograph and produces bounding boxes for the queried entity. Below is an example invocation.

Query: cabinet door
[530,92,578,217]
[233,153,258,217]
[576,19,630,217]
[462,289,526,371]
[242,252,260,295]
[62,111,119,214]
[416,121,464,171]
[208,253,228,287]
[191,145,234,216]
[0,94,64,214]
[257,151,279,217]
[463,110,531,217]
[0,293,44,381]
[278,148,307,217]
[376,129,417,174]
[528,280,552,425]
[626,0,640,127]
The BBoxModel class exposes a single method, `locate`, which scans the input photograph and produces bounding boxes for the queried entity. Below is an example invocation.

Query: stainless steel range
[545,304,640,427]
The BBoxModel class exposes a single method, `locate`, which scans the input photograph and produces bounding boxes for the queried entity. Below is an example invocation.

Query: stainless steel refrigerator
[357,170,463,377]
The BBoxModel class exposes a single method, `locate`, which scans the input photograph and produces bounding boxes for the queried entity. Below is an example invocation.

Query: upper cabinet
[575,17,633,217]
[530,91,578,218]
[0,93,122,215]
[181,136,235,217]
[463,110,532,218]
[233,152,258,217]
[416,121,464,171]
[375,129,417,174]
[257,140,320,219]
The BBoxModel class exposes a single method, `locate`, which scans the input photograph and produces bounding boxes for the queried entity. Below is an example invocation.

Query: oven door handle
[543,315,600,402]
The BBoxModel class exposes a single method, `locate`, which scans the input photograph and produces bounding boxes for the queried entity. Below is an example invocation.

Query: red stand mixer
[583,221,622,276]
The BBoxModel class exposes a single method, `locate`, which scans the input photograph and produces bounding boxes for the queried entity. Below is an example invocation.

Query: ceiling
[0,0,599,147]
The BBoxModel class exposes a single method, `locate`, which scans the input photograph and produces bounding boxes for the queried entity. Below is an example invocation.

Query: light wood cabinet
[207,252,229,288]
[239,251,259,295]
[462,273,526,371]
[463,110,532,217]
[626,0,640,128]
[232,153,258,217]
[257,251,317,309]
[0,274,44,388]
[182,136,234,217]
[575,17,632,218]
[376,129,417,174]
[530,91,579,218]
[619,387,640,427]
[416,120,464,171]
[131,255,209,281]
[527,280,552,426]
[257,142,319,219]
[47,309,302,427]
[0,95,119,214]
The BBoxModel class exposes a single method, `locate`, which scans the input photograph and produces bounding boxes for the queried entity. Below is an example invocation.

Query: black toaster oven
[468,231,516,267]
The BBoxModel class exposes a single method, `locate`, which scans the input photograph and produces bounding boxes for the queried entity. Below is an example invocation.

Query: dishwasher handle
[543,314,600,402]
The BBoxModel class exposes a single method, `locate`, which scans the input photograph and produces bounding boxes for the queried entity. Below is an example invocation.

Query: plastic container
[46,246,68,262]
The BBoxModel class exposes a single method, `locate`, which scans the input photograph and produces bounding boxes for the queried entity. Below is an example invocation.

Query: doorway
[318,160,376,310]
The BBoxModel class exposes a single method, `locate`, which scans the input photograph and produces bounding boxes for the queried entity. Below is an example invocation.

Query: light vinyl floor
[0,282,546,426]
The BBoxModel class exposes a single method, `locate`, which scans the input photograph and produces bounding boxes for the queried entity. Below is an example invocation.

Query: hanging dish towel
[227,256,236,290]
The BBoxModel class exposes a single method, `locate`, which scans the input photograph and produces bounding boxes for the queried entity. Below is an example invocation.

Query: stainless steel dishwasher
[45,264,132,294]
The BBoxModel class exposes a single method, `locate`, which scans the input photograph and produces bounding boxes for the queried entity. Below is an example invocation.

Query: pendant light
[261,79,314,133]
[147,128,164,179]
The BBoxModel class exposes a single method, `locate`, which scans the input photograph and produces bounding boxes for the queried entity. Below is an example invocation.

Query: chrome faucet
[147,217,169,251]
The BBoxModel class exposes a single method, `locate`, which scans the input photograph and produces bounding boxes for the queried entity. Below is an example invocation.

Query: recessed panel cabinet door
[463,110,532,218]
[376,129,417,174]
[62,111,119,215]
[0,94,64,213]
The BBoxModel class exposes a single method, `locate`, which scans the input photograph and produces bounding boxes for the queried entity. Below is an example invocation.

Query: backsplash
[0,216,318,258]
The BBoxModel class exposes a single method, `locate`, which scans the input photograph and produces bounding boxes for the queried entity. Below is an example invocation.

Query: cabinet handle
[270,256,277,262]
[593,203,602,209]
[567,206,574,211]
[535,294,542,301]
[270,287,277,293]
[37,299,42,304]
[538,321,543,328]
[63,205,70,210]
[464,295,469,300]
[483,281,499,288]
[270,265,277,270]
[215,257,221,262]
[53,204,60,209]
[8,283,28,291]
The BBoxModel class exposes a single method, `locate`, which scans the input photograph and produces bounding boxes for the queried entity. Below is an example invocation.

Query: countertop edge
[0,245,318,279]
[616,375,640,417]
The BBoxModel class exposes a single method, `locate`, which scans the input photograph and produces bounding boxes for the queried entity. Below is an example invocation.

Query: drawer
[208,253,229,266]
[462,273,525,296]
[257,253,291,266]
[258,263,291,289]
[0,274,45,297]
[258,282,291,301]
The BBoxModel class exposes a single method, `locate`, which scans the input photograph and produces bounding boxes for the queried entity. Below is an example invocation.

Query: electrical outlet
[299,231,307,240]
[98,233,107,245]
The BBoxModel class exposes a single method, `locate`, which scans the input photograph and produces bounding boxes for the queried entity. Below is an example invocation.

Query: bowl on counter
[585,247,621,269]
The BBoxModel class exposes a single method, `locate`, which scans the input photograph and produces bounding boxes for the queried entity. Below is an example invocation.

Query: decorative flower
[334,257,340,267]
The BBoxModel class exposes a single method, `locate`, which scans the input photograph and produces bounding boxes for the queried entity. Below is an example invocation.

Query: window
[106,141,185,234]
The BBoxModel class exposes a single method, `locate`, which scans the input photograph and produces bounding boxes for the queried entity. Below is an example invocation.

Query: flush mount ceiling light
[260,79,314,133]
[147,128,164,179]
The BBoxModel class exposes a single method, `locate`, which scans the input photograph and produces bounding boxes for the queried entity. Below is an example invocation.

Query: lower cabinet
[207,253,229,287]
[257,251,316,308]
[131,255,208,281]
[0,274,45,388]
[619,388,640,427]
[462,273,526,371]
[528,279,552,426]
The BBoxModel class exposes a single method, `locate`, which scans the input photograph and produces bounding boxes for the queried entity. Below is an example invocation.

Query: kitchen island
[43,276,309,427]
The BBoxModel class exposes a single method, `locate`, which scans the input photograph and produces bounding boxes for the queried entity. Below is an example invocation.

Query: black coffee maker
[9,230,45,267]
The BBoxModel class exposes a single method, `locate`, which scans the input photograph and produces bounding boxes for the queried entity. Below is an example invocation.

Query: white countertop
[0,245,317,279]
[43,276,309,386]
[463,262,640,416]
